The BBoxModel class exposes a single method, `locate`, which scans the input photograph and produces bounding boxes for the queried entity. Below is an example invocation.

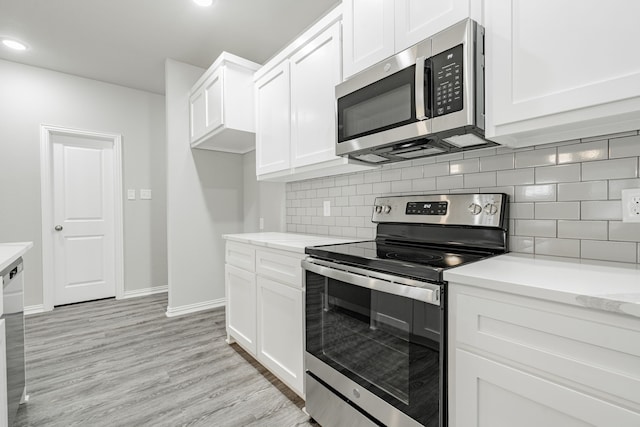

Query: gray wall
[0,59,167,307]
[286,131,640,264]
[165,59,245,311]
[242,150,286,233]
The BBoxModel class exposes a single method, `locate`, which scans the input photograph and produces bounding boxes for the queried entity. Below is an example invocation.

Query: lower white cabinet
[224,264,256,356]
[256,276,304,394]
[448,283,640,426]
[224,241,305,397]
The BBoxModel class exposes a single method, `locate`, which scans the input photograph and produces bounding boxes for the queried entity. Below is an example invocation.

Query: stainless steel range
[302,193,508,427]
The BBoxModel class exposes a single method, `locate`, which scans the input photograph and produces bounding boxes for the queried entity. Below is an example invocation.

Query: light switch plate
[621,188,640,222]
[127,189,136,200]
[140,189,152,200]
[323,201,331,216]
[259,218,264,230]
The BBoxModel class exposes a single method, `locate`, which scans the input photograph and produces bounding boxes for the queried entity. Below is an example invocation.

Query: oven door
[303,259,445,427]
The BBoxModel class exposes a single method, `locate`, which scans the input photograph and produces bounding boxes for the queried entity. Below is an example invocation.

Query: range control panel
[373,193,506,228]
[406,201,448,215]
[432,44,464,117]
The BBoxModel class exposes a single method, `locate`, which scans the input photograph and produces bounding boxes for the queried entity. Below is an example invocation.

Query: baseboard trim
[24,304,47,316]
[122,285,168,299]
[165,298,226,318]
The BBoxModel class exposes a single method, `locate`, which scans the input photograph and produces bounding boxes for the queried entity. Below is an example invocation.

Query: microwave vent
[353,153,389,163]
[394,147,445,159]
[443,133,489,148]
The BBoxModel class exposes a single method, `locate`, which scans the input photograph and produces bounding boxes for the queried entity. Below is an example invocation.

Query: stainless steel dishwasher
[1,258,26,426]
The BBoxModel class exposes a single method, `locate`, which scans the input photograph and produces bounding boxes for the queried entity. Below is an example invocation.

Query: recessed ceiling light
[2,39,27,51]
[193,0,213,6]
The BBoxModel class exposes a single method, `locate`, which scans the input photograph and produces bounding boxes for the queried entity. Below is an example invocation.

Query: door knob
[54,225,63,231]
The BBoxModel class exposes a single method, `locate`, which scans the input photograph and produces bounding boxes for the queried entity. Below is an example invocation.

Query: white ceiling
[0,0,339,94]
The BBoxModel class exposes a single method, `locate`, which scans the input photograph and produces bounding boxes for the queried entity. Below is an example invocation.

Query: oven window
[306,271,442,426]
[337,66,418,143]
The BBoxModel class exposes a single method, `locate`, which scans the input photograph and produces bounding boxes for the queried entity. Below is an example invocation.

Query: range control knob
[468,203,482,215]
[375,205,383,214]
[383,205,392,214]
[484,203,499,215]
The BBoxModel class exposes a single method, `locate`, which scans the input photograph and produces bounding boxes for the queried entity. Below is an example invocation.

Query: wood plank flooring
[14,294,315,427]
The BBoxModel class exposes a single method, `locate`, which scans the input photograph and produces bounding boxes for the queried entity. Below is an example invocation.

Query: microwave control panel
[432,44,463,117]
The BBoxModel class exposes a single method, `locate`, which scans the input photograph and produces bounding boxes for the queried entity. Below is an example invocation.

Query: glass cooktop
[305,240,494,283]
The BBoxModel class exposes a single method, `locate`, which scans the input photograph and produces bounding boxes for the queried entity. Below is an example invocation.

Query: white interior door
[51,133,117,305]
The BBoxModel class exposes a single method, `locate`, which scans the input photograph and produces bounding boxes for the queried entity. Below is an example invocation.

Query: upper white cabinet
[395,0,470,52]
[290,22,341,168]
[254,5,375,182]
[255,61,291,174]
[343,0,471,79]
[190,52,261,153]
[342,0,394,80]
[485,0,640,147]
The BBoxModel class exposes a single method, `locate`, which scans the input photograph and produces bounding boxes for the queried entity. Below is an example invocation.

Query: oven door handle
[302,258,440,306]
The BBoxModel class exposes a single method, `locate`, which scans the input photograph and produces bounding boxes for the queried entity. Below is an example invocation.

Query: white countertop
[223,232,365,254]
[0,242,34,272]
[443,253,640,318]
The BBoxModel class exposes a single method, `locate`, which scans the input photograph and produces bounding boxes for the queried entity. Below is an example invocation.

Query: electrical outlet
[621,189,640,222]
[127,189,136,200]
[323,200,331,216]
[259,218,264,230]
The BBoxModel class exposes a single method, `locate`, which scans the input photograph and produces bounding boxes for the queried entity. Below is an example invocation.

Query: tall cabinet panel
[290,22,342,168]
[342,0,395,79]
[255,61,291,176]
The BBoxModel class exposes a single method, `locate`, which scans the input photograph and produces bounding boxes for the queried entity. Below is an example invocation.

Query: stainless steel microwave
[336,19,496,164]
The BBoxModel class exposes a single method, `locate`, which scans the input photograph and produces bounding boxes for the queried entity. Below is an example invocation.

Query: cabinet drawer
[225,241,255,271]
[255,249,304,288]
[456,288,640,408]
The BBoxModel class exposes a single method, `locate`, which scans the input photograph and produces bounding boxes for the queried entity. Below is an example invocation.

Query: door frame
[40,124,125,311]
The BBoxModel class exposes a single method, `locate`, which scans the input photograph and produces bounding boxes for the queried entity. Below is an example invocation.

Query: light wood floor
[14,293,314,427]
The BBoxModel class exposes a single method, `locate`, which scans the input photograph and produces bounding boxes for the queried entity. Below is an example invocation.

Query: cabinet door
[189,87,206,142]
[255,61,291,175]
[225,264,257,356]
[290,22,342,168]
[256,276,304,396]
[204,67,224,134]
[343,0,395,79]
[485,0,640,146]
[395,0,469,52]
[0,320,7,427]
[456,350,640,427]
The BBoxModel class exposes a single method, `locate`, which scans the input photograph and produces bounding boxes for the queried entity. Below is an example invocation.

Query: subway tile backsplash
[286,130,640,264]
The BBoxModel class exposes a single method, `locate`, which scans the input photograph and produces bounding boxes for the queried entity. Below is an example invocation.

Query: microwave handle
[415,56,428,120]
